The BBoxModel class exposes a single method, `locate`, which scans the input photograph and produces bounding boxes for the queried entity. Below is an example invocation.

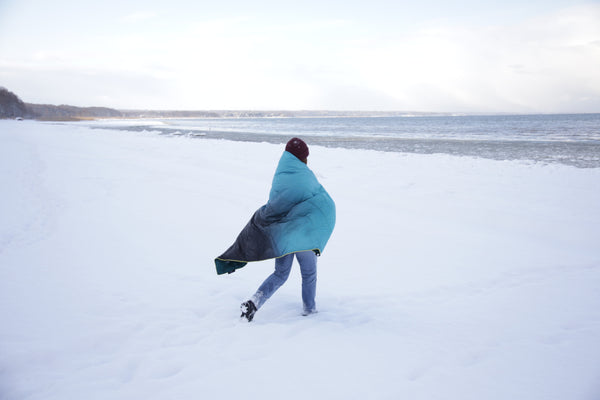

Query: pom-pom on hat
[285,137,309,161]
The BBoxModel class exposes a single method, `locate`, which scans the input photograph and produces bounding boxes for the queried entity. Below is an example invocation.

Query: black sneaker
[240,300,257,322]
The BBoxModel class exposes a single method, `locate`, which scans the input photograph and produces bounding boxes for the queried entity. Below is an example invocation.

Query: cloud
[121,11,158,23]
[2,3,599,112]
[0,61,173,108]
[333,4,600,112]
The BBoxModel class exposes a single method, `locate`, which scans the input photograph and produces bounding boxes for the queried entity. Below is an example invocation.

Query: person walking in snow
[215,138,336,322]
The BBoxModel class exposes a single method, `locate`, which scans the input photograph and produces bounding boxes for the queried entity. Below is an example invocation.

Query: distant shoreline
[2,87,598,121]
[30,108,600,122]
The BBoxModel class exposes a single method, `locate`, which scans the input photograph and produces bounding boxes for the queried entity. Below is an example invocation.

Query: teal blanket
[215,151,336,275]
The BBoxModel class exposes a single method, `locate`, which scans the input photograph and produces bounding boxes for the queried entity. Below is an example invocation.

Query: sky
[1,0,599,113]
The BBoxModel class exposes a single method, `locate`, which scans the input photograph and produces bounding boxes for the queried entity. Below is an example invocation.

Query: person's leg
[251,253,294,309]
[296,251,318,314]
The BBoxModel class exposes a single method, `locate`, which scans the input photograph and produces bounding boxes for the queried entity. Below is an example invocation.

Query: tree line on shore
[1,87,122,120]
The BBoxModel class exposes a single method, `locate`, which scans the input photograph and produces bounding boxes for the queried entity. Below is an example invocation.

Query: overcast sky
[1,0,599,112]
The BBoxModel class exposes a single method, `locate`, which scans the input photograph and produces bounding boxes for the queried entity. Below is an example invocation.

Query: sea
[90,113,600,168]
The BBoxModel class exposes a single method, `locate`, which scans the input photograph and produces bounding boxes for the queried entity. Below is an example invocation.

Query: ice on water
[87,113,600,168]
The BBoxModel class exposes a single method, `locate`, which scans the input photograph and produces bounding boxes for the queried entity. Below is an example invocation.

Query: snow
[1,120,599,400]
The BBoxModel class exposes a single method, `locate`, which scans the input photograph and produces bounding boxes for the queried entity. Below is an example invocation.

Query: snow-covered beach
[1,120,599,399]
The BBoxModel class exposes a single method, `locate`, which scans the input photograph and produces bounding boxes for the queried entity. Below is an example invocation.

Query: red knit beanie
[285,137,309,161]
